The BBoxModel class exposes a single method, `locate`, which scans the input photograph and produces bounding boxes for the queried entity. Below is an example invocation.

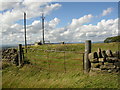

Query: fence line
[25,47,84,53]
[2,40,92,74]
[23,47,84,73]
[2,44,85,73]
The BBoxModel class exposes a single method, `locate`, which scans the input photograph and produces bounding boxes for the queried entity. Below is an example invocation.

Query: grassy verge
[2,43,120,88]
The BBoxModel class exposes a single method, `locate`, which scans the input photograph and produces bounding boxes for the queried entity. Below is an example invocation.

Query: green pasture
[2,43,120,88]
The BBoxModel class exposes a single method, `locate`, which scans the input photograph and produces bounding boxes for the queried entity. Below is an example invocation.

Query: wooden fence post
[83,53,84,71]
[18,44,23,67]
[84,40,91,73]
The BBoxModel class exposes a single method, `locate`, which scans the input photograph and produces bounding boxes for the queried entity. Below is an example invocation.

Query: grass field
[2,43,120,88]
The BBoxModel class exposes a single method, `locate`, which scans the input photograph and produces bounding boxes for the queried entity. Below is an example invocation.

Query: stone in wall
[98,58,105,62]
[106,57,118,63]
[101,50,108,61]
[106,50,113,57]
[88,52,99,63]
[91,63,102,68]
[113,51,120,59]
[2,48,19,65]
[101,50,108,58]
[114,62,120,69]
[90,49,120,73]
[97,48,103,58]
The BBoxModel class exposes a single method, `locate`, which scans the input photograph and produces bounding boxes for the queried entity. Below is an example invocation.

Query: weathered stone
[114,62,120,68]
[91,63,101,68]
[99,58,105,62]
[91,68,101,71]
[100,65,109,70]
[11,54,18,65]
[118,51,120,59]
[88,52,98,59]
[106,57,118,63]
[113,51,120,59]
[106,50,113,57]
[101,50,108,58]
[88,52,99,63]
[108,70,112,73]
[107,65,116,69]
[101,50,108,62]
[2,48,19,65]
[104,62,114,65]
[10,49,17,53]
[112,68,120,73]
[100,64,116,70]
[90,49,120,73]
[113,51,118,57]
[97,48,103,58]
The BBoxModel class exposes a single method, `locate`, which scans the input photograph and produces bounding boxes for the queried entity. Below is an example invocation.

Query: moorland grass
[2,43,120,88]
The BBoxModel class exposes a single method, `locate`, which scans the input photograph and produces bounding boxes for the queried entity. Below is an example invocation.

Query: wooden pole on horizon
[24,12,27,53]
[41,13,45,44]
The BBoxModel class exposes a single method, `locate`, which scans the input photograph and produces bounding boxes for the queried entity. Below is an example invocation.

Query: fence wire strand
[23,44,84,73]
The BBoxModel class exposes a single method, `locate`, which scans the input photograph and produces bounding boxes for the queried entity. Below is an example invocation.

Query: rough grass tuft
[2,43,120,88]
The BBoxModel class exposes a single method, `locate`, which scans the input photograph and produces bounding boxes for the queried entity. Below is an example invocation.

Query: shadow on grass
[23,56,31,65]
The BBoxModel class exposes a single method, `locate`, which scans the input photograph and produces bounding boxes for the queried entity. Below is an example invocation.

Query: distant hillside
[1,44,17,49]
[104,35,120,43]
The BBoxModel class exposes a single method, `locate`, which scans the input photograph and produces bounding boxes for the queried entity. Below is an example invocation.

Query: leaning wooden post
[84,40,91,73]
[18,44,23,67]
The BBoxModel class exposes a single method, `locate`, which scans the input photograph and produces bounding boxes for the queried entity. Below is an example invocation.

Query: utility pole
[41,13,45,44]
[24,12,27,53]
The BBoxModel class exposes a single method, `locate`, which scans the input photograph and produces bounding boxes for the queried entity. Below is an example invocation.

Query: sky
[1,0,119,45]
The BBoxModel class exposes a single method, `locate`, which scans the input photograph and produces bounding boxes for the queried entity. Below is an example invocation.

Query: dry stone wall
[2,48,19,65]
[88,48,120,73]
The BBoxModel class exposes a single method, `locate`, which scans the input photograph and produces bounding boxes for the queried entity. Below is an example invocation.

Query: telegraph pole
[41,13,45,44]
[24,12,27,53]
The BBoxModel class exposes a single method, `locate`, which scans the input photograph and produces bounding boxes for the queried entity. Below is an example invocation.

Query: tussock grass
[2,43,120,88]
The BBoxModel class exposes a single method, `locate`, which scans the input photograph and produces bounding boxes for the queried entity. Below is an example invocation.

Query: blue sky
[49,2,118,26]
[1,1,119,44]
[16,2,118,27]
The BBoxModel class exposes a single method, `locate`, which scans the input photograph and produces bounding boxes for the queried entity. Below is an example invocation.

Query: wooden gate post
[84,40,91,73]
[18,44,23,67]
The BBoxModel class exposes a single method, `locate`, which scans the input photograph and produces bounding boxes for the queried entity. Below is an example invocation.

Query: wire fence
[23,44,84,73]
[1,43,85,74]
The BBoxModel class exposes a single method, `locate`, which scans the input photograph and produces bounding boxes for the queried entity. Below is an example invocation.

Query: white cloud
[102,8,112,16]
[1,2,118,44]
[1,1,61,25]
[69,14,93,29]
[47,18,60,28]
[44,3,62,15]
[0,2,18,11]
[1,1,62,44]
[2,13,118,44]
